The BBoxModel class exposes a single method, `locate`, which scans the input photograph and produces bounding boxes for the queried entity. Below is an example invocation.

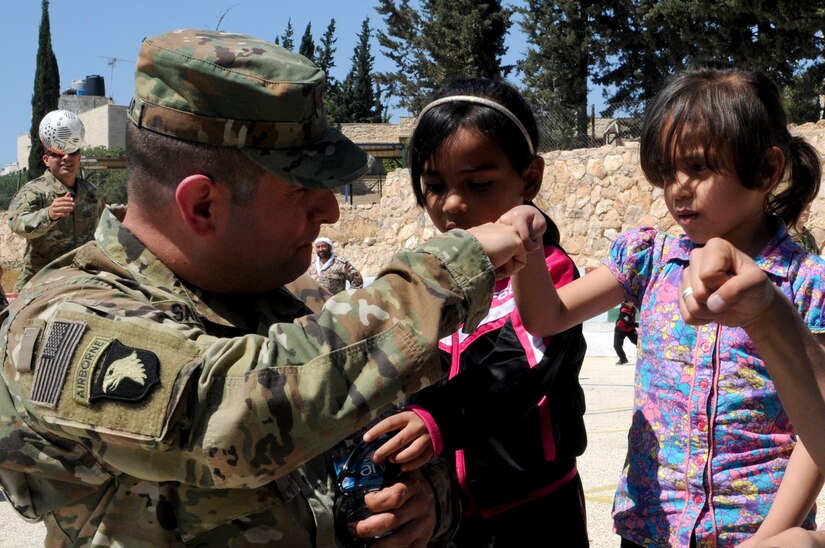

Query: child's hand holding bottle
[362,411,435,472]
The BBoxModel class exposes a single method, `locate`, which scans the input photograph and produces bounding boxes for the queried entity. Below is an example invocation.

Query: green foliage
[518,1,596,149]
[80,147,128,204]
[84,168,128,205]
[785,64,825,124]
[376,0,512,114]
[316,19,338,80]
[277,19,295,51]
[82,146,126,158]
[28,0,60,177]
[333,18,386,123]
[383,158,402,172]
[299,22,315,61]
[315,19,341,124]
[591,0,825,114]
[0,170,31,210]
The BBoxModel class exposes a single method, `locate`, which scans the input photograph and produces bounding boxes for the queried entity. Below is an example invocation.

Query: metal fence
[535,101,645,153]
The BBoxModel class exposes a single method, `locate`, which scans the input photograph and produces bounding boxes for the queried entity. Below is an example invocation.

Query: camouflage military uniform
[7,171,105,291]
[0,209,491,546]
[309,256,364,294]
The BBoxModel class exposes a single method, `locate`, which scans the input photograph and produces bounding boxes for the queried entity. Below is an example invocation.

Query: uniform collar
[93,209,232,327]
[92,209,305,330]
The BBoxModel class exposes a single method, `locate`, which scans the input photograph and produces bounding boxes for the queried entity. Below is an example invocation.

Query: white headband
[417,95,535,155]
[314,237,333,247]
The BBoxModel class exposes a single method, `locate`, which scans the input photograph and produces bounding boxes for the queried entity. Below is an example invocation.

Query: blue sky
[1,0,604,169]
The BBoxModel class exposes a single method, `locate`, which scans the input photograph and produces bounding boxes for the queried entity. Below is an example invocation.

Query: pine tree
[279,19,295,51]
[335,18,384,123]
[316,19,337,85]
[591,0,825,114]
[376,0,511,113]
[299,22,314,61]
[315,19,341,124]
[518,1,596,149]
[28,0,60,177]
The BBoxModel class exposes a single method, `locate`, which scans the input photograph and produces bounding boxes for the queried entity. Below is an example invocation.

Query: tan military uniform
[7,171,105,291]
[309,256,364,294]
[0,209,491,546]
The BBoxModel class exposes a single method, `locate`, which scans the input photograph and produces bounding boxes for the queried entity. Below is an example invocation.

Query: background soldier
[309,236,364,293]
[7,110,105,291]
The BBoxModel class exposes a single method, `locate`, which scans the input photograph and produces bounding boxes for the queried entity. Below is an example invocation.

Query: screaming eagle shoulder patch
[89,339,160,403]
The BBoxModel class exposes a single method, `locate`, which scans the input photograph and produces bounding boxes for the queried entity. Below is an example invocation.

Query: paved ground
[0,323,821,546]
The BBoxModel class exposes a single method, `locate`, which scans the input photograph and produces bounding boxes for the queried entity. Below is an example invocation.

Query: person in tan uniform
[0,29,539,547]
[7,110,105,291]
[309,236,364,293]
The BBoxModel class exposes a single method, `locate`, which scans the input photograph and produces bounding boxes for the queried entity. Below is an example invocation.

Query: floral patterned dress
[606,225,825,547]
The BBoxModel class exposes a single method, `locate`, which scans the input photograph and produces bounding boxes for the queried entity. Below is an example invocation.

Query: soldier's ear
[175,174,219,236]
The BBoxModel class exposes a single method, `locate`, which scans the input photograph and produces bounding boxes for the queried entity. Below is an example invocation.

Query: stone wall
[3,122,825,276]
[328,121,825,275]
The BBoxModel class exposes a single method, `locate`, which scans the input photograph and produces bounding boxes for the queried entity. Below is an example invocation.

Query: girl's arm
[512,253,625,338]
[498,205,625,338]
[740,439,824,546]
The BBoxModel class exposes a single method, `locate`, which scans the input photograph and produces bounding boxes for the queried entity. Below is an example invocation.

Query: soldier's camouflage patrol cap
[128,29,373,189]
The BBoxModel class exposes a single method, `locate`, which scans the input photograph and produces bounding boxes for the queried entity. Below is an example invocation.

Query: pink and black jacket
[408,213,587,517]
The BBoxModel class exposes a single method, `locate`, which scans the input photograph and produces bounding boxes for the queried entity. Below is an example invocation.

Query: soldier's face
[315,243,332,260]
[222,171,340,291]
[43,150,81,185]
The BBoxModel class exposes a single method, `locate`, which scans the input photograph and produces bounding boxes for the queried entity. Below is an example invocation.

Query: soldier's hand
[352,469,436,548]
[48,192,75,220]
[467,222,527,279]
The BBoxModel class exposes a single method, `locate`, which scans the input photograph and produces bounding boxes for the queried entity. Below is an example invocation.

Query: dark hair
[126,123,264,210]
[407,77,559,243]
[640,62,821,226]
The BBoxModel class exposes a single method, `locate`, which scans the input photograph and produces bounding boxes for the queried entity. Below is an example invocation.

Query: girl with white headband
[364,77,590,546]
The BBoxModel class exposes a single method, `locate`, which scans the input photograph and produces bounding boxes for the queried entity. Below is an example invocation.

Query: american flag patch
[31,320,87,408]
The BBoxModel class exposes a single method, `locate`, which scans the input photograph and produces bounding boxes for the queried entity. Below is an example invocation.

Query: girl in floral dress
[498,62,825,546]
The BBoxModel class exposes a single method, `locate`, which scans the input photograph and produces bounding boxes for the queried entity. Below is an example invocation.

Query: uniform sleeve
[407,246,587,451]
[7,185,55,239]
[4,229,494,489]
[346,261,364,289]
[420,457,461,543]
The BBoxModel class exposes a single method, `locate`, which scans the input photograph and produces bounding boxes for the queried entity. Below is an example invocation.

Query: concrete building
[15,77,128,171]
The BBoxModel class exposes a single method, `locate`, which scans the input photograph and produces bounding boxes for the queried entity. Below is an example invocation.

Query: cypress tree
[299,23,314,61]
[337,18,384,123]
[28,0,60,178]
[279,19,295,51]
[315,19,341,125]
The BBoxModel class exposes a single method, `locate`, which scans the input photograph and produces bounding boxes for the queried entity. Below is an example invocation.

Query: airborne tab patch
[73,336,112,405]
[89,339,160,403]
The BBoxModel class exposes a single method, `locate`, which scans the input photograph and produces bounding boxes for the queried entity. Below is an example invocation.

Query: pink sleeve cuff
[405,405,444,457]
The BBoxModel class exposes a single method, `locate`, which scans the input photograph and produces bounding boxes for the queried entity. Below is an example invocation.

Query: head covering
[417,95,535,155]
[39,110,86,154]
[128,29,373,189]
[314,237,333,247]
